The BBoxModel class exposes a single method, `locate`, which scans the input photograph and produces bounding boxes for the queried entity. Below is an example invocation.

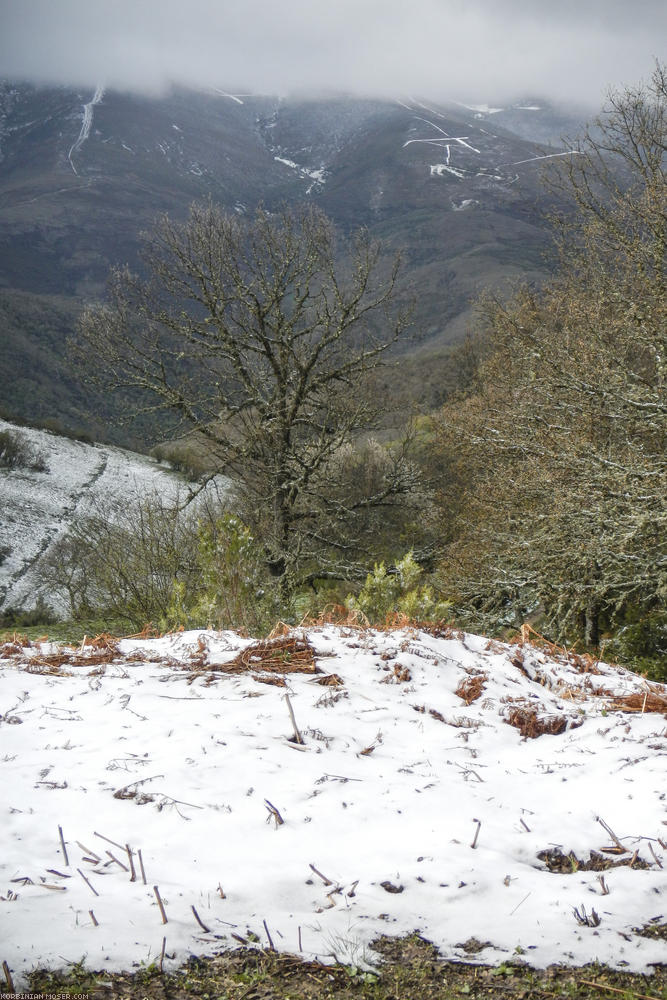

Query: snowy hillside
[0,421,199,615]
[1,624,665,986]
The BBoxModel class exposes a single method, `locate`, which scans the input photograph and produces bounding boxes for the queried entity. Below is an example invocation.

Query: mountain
[0,83,586,442]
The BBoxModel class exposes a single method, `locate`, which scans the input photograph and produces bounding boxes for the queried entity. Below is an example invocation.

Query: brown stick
[596,816,626,852]
[58,825,69,867]
[154,884,168,924]
[105,850,129,872]
[94,830,125,850]
[77,868,99,896]
[191,905,210,932]
[309,863,334,886]
[263,918,275,951]
[2,960,15,994]
[159,936,166,973]
[126,844,137,882]
[76,841,101,862]
[284,693,304,744]
[138,848,147,884]
[89,909,99,927]
[264,799,284,827]
[649,842,663,868]
[579,979,660,1000]
[471,819,481,849]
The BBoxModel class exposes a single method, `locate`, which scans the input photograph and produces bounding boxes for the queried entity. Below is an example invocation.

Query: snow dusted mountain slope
[0,420,193,614]
[0,624,665,986]
[0,83,586,437]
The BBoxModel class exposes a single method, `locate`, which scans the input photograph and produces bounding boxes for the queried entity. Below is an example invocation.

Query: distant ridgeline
[0,82,583,444]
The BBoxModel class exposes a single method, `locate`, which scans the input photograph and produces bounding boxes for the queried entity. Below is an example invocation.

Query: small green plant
[345,551,451,624]
[163,512,281,634]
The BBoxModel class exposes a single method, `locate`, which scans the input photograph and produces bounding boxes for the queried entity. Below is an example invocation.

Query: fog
[0,0,664,107]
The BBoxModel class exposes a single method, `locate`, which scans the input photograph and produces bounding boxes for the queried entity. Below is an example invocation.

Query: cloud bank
[0,0,664,106]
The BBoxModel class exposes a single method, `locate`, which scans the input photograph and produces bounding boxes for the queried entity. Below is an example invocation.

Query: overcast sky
[0,0,664,107]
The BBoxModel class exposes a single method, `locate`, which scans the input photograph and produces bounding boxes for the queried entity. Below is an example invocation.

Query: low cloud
[0,0,663,107]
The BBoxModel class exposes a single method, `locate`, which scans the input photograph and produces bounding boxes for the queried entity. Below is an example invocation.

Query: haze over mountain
[1,0,663,107]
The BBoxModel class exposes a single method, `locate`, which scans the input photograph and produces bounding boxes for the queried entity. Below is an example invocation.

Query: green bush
[602,611,667,682]
[345,551,450,625]
[163,513,281,634]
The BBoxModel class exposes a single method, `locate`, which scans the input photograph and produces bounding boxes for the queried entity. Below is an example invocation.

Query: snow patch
[0,625,665,984]
[430,164,465,179]
[68,85,104,175]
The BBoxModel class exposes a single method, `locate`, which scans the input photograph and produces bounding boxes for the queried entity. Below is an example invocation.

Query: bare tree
[75,203,421,592]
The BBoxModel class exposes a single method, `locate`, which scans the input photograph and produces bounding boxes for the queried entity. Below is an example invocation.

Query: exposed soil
[23,936,667,1000]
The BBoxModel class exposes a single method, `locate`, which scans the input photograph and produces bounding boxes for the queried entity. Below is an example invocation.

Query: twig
[597,874,610,895]
[154,884,168,924]
[284,693,304,744]
[89,909,99,927]
[573,904,601,927]
[94,830,125,850]
[159,936,166,973]
[191,905,210,932]
[58,825,69,867]
[509,891,531,915]
[309,863,334,886]
[126,844,136,882]
[263,918,275,951]
[298,926,303,952]
[2,960,14,994]
[264,799,284,827]
[648,842,663,868]
[138,848,147,884]
[471,819,481,849]
[77,867,99,896]
[596,815,626,852]
[106,850,129,872]
[76,841,101,862]
[579,979,660,1000]
[520,818,531,832]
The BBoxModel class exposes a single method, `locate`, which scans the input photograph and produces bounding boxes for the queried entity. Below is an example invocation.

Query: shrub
[163,513,280,634]
[0,597,57,629]
[345,551,451,624]
[602,611,667,682]
[0,429,48,472]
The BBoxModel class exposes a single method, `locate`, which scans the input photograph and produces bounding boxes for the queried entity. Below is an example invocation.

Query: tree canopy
[76,203,424,591]
[435,63,666,664]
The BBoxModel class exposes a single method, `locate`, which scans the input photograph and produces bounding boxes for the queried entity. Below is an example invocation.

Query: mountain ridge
[0,82,585,442]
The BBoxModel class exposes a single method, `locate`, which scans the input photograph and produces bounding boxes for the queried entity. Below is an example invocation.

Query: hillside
[0,419,203,615]
[0,83,585,440]
[1,623,665,989]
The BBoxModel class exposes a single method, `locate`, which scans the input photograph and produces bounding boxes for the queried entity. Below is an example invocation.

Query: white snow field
[1,624,665,986]
[0,420,202,615]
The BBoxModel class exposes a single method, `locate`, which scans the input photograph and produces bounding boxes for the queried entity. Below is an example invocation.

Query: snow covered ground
[1,624,665,986]
[0,420,205,615]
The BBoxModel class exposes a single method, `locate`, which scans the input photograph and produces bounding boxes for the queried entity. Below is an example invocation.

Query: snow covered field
[0,420,201,615]
[1,624,665,986]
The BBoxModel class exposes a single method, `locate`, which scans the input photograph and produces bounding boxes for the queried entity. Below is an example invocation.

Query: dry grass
[455,672,487,705]
[505,706,569,738]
